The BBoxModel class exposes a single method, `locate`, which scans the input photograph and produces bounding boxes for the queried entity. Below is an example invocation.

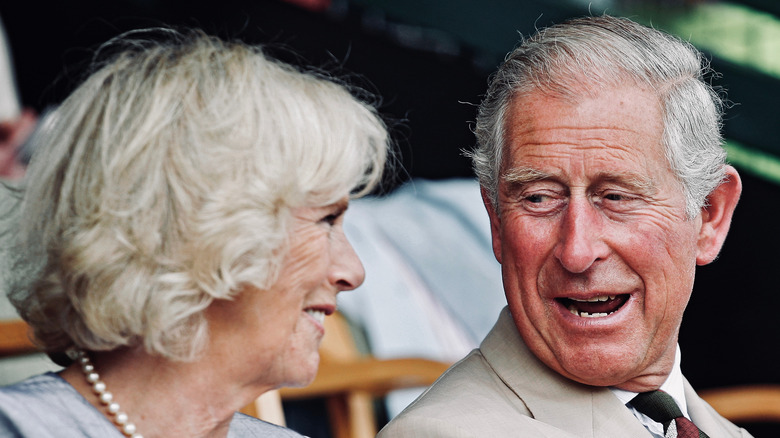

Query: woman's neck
[60,347,258,438]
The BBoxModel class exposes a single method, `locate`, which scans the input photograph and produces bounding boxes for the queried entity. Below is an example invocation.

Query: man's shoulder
[229,413,306,438]
[378,349,560,437]
[412,348,530,411]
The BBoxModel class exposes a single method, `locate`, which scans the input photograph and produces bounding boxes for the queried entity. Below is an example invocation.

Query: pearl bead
[99,392,113,404]
[115,412,128,425]
[93,381,106,394]
[72,348,142,437]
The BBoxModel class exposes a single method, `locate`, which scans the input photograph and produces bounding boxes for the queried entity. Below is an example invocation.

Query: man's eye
[602,192,638,202]
[519,193,563,214]
[525,194,548,203]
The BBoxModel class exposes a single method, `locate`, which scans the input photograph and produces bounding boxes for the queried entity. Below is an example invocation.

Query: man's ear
[481,187,503,265]
[696,165,742,265]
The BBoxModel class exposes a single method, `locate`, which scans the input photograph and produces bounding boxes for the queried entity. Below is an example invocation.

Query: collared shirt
[610,345,688,438]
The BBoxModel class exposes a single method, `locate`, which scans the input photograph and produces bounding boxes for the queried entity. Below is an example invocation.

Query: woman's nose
[329,230,365,291]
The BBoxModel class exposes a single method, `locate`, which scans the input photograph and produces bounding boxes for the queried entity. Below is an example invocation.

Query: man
[378,15,751,438]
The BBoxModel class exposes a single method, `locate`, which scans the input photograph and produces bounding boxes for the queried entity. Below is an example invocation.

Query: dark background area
[2,0,778,434]
[1,0,485,181]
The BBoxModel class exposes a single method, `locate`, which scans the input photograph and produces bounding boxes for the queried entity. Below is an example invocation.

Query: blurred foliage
[619,1,780,79]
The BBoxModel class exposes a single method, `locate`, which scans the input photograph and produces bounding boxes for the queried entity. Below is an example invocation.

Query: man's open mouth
[556,295,630,318]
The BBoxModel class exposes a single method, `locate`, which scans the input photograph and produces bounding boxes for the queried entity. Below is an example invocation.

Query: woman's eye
[316,201,348,228]
[320,213,341,226]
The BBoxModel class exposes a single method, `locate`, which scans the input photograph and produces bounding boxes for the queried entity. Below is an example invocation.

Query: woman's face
[204,197,364,391]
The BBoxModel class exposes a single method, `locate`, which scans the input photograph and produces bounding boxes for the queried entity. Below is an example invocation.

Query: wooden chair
[242,312,452,438]
[0,318,37,357]
[700,385,780,423]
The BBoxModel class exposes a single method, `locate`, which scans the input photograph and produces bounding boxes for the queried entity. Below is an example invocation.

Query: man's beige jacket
[378,307,752,438]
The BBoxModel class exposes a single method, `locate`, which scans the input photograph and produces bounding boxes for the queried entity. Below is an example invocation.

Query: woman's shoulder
[0,372,121,437]
[0,372,70,403]
[2,375,308,438]
[229,412,308,438]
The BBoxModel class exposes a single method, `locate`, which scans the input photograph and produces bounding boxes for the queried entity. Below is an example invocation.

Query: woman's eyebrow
[330,198,350,216]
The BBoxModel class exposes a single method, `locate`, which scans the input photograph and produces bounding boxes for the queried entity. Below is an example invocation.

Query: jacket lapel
[480,307,652,437]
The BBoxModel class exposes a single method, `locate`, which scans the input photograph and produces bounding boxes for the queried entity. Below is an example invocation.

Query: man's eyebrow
[501,167,657,194]
[595,172,657,194]
[502,166,553,185]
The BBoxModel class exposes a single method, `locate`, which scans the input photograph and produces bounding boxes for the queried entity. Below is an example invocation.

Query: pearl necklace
[69,349,144,438]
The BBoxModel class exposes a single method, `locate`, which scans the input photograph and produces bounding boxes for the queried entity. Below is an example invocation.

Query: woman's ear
[696,165,742,265]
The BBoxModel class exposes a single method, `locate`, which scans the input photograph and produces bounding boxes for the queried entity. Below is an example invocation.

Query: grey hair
[8,28,389,362]
[470,15,726,219]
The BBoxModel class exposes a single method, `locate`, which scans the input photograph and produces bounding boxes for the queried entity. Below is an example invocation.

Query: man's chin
[560,368,631,388]
[541,348,650,388]
[552,355,672,391]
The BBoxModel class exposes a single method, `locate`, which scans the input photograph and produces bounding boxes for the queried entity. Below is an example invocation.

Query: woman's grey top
[0,372,306,437]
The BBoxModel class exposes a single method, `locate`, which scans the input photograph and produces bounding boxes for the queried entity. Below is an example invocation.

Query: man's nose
[552,198,609,273]
[329,230,366,291]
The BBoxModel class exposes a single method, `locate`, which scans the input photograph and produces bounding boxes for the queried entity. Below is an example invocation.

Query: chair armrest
[0,319,37,357]
[699,385,780,422]
[280,357,451,400]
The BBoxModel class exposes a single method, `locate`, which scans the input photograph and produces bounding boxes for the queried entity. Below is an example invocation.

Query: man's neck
[611,344,689,416]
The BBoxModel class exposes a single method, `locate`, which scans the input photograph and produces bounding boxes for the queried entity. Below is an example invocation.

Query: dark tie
[630,390,709,438]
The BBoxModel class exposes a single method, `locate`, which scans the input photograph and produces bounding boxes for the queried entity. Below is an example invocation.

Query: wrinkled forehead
[510,65,661,108]
[500,84,673,183]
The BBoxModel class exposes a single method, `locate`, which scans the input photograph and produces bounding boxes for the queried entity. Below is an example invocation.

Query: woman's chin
[282,355,321,388]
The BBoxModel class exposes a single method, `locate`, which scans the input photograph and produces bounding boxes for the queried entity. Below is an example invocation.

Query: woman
[0,28,389,437]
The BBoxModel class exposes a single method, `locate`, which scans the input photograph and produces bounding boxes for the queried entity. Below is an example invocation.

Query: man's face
[487,85,704,391]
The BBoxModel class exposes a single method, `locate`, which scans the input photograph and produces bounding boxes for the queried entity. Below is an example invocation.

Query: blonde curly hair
[8,28,389,363]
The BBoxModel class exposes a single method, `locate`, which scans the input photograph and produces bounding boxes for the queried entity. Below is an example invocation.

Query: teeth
[306,309,325,324]
[567,305,613,318]
[569,295,613,303]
